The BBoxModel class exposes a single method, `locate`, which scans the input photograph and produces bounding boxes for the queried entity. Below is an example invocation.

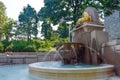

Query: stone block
[102,40,120,76]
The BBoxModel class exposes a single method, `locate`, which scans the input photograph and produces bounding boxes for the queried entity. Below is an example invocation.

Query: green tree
[38,0,69,25]
[0,1,6,27]
[98,0,120,16]
[3,18,15,40]
[0,1,7,40]
[38,0,120,27]
[41,21,52,40]
[18,4,38,41]
[11,21,21,40]
[38,0,69,38]
[57,22,68,38]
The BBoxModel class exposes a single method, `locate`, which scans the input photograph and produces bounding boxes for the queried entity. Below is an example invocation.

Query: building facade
[105,11,120,40]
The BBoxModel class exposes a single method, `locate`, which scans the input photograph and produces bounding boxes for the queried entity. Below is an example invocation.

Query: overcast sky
[0,0,44,20]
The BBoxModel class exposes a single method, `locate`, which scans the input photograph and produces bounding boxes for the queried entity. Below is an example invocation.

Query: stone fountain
[56,42,84,64]
[29,7,114,80]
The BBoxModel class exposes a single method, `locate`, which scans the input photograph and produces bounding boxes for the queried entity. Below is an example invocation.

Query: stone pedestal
[72,22,104,33]
[91,31,109,64]
[102,40,120,76]
[72,23,108,65]
[91,30,109,53]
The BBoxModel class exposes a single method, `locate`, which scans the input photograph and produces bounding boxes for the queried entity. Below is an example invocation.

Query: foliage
[0,1,7,40]
[6,40,38,52]
[3,39,52,52]
[18,4,38,41]
[6,40,28,52]
[39,0,120,24]
[1,40,11,52]
[0,42,3,52]
[0,38,69,52]
[2,18,15,40]
[11,21,22,39]
[38,0,68,25]
[98,0,120,16]
[57,22,69,38]
[41,22,53,39]
[53,38,69,47]
[37,40,52,52]
[0,1,7,27]
[38,0,120,37]
[23,44,36,52]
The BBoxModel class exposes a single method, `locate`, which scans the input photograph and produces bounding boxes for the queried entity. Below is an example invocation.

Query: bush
[38,47,51,52]
[53,38,69,47]
[31,39,41,49]
[5,39,52,52]
[23,44,36,52]
[0,42,3,52]
[6,40,28,52]
[1,40,11,52]
[2,38,68,52]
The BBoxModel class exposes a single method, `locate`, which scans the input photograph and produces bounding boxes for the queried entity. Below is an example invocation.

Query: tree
[0,1,7,27]
[38,0,69,25]
[0,1,7,40]
[41,21,52,40]
[38,0,69,38]
[98,0,120,16]
[3,18,15,40]
[57,22,68,38]
[18,4,38,41]
[38,0,120,26]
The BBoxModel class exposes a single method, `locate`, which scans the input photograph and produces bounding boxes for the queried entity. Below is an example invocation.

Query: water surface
[0,64,48,80]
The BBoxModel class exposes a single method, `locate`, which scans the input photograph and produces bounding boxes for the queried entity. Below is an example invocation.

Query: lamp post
[66,21,72,41]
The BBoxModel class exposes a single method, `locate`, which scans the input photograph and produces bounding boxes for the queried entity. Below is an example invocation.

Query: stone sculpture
[76,7,100,26]
[76,12,91,25]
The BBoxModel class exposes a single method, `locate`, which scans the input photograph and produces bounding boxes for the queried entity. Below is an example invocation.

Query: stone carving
[76,12,91,25]
[76,7,100,26]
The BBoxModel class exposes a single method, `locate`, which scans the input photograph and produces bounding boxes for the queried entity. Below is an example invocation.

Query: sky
[0,0,58,31]
[0,0,44,20]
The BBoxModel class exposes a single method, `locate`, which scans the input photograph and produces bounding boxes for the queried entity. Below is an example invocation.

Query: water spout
[71,44,78,63]
[54,45,64,61]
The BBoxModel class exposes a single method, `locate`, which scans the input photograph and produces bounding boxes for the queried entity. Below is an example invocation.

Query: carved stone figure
[76,12,91,25]
[76,7,100,26]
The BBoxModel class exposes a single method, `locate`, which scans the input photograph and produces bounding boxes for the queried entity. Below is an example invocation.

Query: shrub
[31,39,41,49]
[0,42,3,52]
[1,40,11,52]
[38,47,51,52]
[23,44,36,52]
[3,39,63,52]
[6,40,28,52]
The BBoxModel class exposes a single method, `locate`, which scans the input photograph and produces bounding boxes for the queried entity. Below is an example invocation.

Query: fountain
[29,7,114,80]
[56,42,84,64]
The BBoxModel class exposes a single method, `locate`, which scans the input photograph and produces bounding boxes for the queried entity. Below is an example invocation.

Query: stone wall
[105,11,120,40]
[102,40,120,76]
[0,52,56,65]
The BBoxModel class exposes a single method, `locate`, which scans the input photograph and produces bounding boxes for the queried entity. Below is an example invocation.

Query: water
[71,45,77,61]
[42,46,64,62]
[53,51,63,61]
[0,65,48,80]
[0,63,112,80]
[34,61,99,68]
[42,50,54,61]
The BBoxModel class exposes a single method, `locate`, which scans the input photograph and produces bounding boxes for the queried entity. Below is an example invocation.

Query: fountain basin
[29,61,114,80]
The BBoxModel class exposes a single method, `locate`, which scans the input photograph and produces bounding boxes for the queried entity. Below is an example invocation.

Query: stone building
[105,11,120,40]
